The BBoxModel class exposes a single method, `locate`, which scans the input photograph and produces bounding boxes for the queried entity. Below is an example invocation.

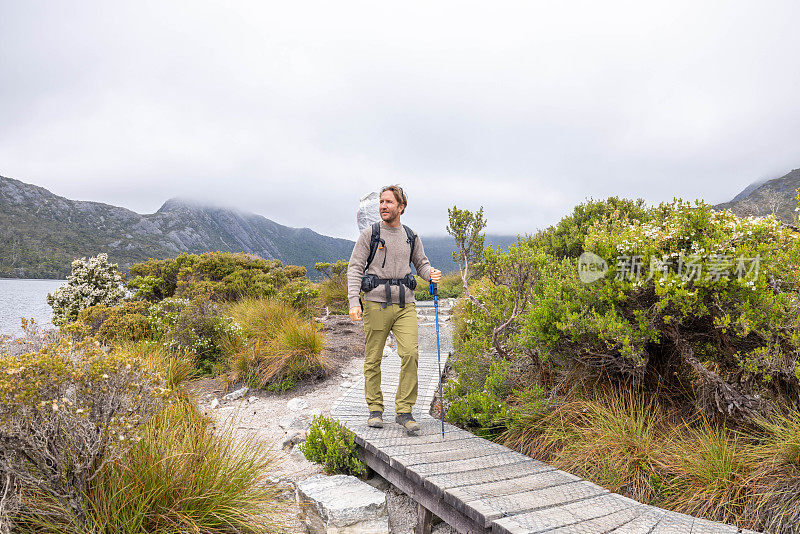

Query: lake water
[0,278,66,337]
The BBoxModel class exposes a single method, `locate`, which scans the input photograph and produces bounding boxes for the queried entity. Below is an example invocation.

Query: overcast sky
[1,1,799,240]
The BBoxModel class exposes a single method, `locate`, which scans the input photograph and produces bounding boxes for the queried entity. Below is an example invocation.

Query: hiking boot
[367,411,384,428]
[395,413,420,436]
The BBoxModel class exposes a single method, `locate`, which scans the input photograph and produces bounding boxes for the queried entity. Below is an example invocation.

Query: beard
[381,208,400,223]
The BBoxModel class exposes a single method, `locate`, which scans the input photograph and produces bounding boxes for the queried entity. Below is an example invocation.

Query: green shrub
[315,260,349,314]
[446,358,516,439]
[128,252,290,302]
[454,199,800,422]
[148,295,241,375]
[46,253,125,326]
[414,271,464,300]
[223,298,327,390]
[300,415,367,477]
[279,278,320,314]
[68,300,152,343]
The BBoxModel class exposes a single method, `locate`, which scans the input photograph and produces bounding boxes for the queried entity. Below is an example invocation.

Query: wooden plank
[407,449,533,484]
[545,504,650,534]
[390,440,512,470]
[445,469,581,508]
[467,480,608,526]
[416,503,433,534]
[426,459,553,492]
[649,512,694,534]
[607,509,667,534]
[375,435,487,457]
[491,493,625,534]
[690,517,756,534]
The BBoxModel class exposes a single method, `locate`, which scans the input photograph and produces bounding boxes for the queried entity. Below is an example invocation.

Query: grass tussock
[499,385,800,533]
[112,340,197,392]
[503,388,668,504]
[660,418,754,526]
[87,401,286,533]
[13,401,288,533]
[223,297,328,390]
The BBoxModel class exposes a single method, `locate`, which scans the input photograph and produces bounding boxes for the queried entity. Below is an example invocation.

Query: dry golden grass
[500,384,800,533]
[223,297,327,390]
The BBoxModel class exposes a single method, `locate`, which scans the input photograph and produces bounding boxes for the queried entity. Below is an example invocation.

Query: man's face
[379,190,403,224]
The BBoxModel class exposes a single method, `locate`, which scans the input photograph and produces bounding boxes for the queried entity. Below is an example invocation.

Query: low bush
[148,294,241,375]
[127,252,293,302]
[0,338,168,531]
[278,278,319,314]
[223,297,327,390]
[446,358,516,439]
[414,271,464,300]
[68,300,152,343]
[300,415,367,477]
[315,260,349,314]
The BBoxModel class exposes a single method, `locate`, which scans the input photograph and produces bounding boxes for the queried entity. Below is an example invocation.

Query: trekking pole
[430,281,445,438]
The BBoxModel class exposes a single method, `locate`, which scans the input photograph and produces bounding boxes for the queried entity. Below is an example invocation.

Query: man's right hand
[349,306,363,321]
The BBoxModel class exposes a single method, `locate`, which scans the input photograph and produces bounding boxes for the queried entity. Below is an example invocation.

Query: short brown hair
[380,184,407,214]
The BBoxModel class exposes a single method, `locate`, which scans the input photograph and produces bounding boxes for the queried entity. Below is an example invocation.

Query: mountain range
[0,175,517,279]
[714,168,800,225]
[3,167,798,280]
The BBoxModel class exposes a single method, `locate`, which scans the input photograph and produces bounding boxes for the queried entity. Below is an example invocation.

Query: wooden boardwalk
[330,303,755,534]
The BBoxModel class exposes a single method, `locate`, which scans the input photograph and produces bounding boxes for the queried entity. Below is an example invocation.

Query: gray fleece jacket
[347,221,432,308]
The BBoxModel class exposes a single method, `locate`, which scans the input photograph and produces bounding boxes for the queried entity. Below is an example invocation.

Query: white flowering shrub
[0,338,168,530]
[47,253,125,327]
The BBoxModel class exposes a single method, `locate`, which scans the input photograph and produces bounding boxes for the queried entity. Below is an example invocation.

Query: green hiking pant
[362,300,419,414]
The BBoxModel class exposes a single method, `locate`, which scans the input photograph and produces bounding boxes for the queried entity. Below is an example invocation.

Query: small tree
[314,260,348,281]
[47,253,125,327]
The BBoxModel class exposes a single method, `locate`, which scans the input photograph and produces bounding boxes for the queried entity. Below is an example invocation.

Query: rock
[288,398,309,411]
[209,398,220,410]
[248,395,258,404]
[339,380,353,389]
[382,347,395,358]
[309,407,322,418]
[266,476,296,502]
[281,430,306,449]
[223,386,248,402]
[290,444,306,461]
[341,372,349,378]
[290,416,310,431]
[297,474,389,534]
[279,416,298,430]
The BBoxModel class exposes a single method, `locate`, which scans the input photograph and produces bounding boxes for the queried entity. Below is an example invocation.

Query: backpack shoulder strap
[364,222,382,272]
[403,225,417,266]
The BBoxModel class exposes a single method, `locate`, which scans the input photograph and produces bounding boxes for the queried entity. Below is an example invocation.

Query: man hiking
[348,185,442,436]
